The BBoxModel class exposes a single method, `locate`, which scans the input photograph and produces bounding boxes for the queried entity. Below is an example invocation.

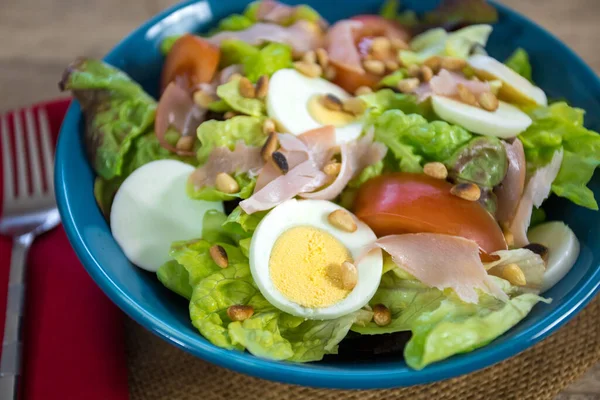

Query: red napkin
[0,99,129,400]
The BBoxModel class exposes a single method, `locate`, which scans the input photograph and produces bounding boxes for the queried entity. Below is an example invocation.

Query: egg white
[431,95,533,139]
[267,68,363,144]
[249,199,382,320]
[110,160,223,272]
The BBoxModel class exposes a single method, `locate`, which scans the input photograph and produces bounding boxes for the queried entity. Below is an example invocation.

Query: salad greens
[216,78,266,116]
[196,116,266,163]
[219,41,293,82]
[505,48,533,82]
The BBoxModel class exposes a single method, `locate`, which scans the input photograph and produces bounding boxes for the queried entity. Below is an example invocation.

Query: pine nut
[478,92,500,111]
[175,136,195,152]
[271,151,289,174]
[390,37,409,50]
[407,64,421,78]
[323,162,342,176]
[316,48,329,69]
[227,73,243,82]
[324,65,337,80]
[355,86,373,96]
[441,56,467,71]
[193,89,214,108]
[340,261,358,290]
[423,162,448,180]
[302,50,316,64]
[523,243,550,263]
[261,132,278,162]
[328,209,358,233]
[227,305,254,321]
[209,244,228,268]
[373,304,391,326]
[215,172,239,194]
[238,76,256,98]
[322,93,343,111]
[370,36,392,59]
[385,60,400,71]
[262,118,276,135]
[294,61,322,78]
[423,56,442,73]
[342,97,366,115]
[397,78,420,94]
[420,65,434,82]
[255,75,269,99]
[450,182,481,201]
[501,263,527,286]
[503,227,515,247]
[363,59,386,75]
[457,83,478,106]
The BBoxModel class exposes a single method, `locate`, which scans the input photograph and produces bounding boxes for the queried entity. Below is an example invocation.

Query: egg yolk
[269,226,352,308]
[307,95,356,127]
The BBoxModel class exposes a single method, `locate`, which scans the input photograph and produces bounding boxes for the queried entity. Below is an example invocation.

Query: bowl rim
[55,0,600,389]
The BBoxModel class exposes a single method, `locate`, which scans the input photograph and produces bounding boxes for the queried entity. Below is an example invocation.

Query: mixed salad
[60,0,599,369]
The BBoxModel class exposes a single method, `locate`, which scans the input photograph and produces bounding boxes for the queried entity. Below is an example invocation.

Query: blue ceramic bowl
[55,0,600,389]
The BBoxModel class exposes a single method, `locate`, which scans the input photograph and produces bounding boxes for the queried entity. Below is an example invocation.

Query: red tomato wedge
[353,173,507,256]
[350,15,411,42]
[160,34,220,92]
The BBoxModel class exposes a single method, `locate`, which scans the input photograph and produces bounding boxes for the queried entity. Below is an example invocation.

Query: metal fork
[0,109,60,400]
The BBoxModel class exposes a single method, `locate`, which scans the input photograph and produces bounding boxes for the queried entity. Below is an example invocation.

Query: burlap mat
[126,294,600,400]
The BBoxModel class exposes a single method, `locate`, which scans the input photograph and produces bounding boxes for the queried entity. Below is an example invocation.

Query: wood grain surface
[0,0,598,398]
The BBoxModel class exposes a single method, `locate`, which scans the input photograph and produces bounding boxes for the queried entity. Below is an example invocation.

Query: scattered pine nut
[262,118,276,135]
[324,162,342,176]
[420,65,434,82]
[523,243,550,263]
[423,56,442,73]
[355,86,373,96]
[501,263,527,286]
[261,132,278,162]
[340,261,358,290]
[397,78,420,94]
[423,162,448,180]
[193,90,214,108]
[302,50,317,64]
[224,111,238,119]
[324,65,337,80]
[457,83,478,106]
[370,36,392,59]
[227,305,254,321]
[328,209,358,233]
[255,75,269,99]
[271,151,289,174]
[228,73,243,83]
[238,76,256,98]
[209,244,229,268]
[450,182,481,201]
[215,172,240,194]
[441,56,467,71]
[363,59,386,75]
[407,64,421,78]
[478,92,500,111]
[342,97,366,115]
[294,61,322,78]
[390,37,409,50]
[385,60,400,71]
[373,304,391,326]
[322,93,344,111]
[175,136,195,152]
[503,227,515,247]
[316,48,329,69]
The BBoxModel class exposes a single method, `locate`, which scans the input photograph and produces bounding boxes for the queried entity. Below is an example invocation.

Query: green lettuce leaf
[222,206,267,239]
[380,0,399,19]
[347,161,384,189]
[59,58,157,180]
[423,0,499,27]
[244,42,293,82]
[216,78,266,117]
[187,173,256,202]
[519,102,600,210]
[243,1,323,26]
[360,89,427,117]
[229,312,294,360]
[215,14,254,32]
[159,35,183,55]
[505,48,532,82]
[378,69,407,89]
[370,109,472,172]
[196,116,266,164]
[157,260,193,300]
[219,39,260,68]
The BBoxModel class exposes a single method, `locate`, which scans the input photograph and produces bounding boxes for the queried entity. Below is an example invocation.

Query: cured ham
[188,142,263,189]
[495,139,526,225]
[208,21,323,56]
[255,0,328,29]
[509,149,564,247]
[326,20,364,74]
[370,233,508,303]
[414,69,491,102]
[155,82,205,156]
[300,130,387,200]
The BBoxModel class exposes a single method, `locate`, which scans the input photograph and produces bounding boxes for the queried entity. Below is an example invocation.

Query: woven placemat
[126,294,599,400]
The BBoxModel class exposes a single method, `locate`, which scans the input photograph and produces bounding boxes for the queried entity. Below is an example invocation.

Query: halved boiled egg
[431,95,533,139]
[528,221,580,292]
[249,199,383,320]
[468,54,548,106]
[267,68,363,144]
[111,160,223,272]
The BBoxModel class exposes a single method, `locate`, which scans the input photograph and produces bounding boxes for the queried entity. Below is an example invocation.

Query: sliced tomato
[353,173,507,256]
[350,15,411,42]
[160,34,220,92]
[331,62,380,94]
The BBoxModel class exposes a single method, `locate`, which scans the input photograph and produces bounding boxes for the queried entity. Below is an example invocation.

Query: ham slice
[255,0,328,29]
[188,142,263,189]
[414,69,491,102]
[326,20,365,74]
[495,139,526,225]
[371,233,508,304]
[208,21,323,56]
[300,130,387,200]
[509,149,564,247]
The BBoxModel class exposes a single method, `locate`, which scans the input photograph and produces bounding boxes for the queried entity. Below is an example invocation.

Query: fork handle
[0,233,33,400]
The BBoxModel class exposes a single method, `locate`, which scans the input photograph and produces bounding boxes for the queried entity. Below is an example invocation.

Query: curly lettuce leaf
[219,39,260,68]
[360,89,428,117]
[244,42,293,82]
[423,0,499,27]
[229,312,294,360]
[378,69,407,89]
[369,109,472,172]
[222,206,267,239]
[380,0,400,19]
[348,161,384,189]
[216,78,266,117]
[187,173,256,202]
[519,102,600,210]
[196,116,266,163]
[505,48,532,82]
[157,260,193,300]
[215,14,254,32]
[243,1,323,26]
[59,58,157,180]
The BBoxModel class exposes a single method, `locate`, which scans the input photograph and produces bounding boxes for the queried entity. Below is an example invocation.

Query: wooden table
[0,0,598,398]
